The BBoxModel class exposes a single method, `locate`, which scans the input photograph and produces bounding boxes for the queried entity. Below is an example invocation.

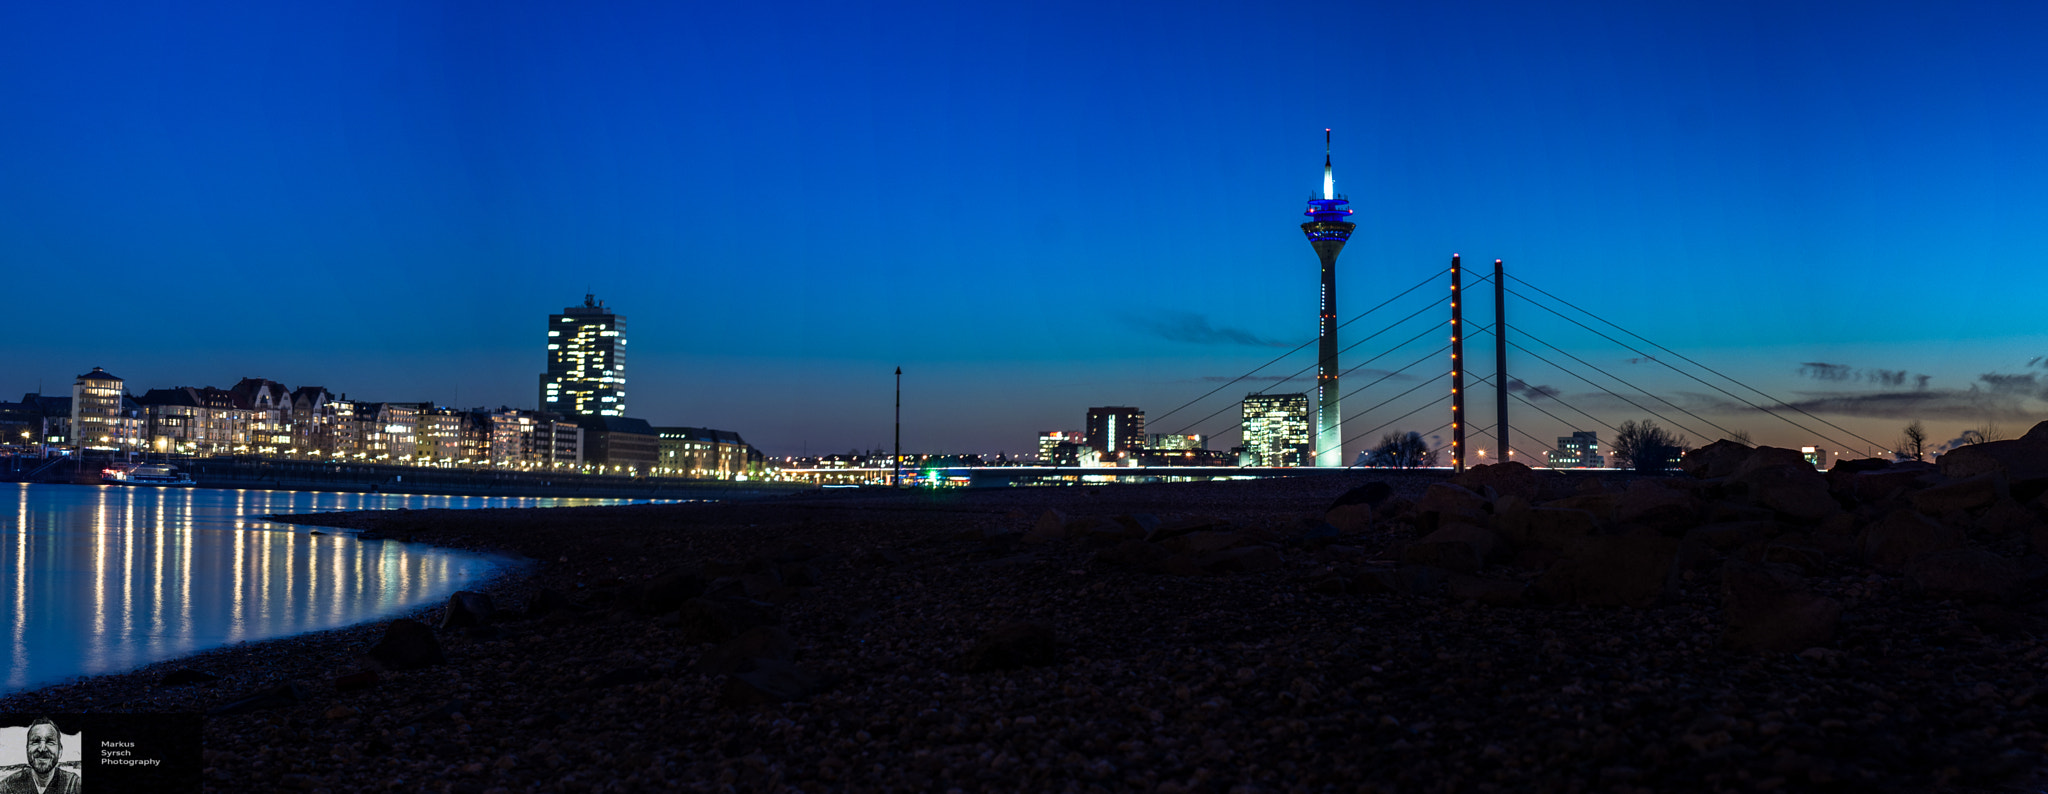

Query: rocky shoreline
[5,432,2048,792]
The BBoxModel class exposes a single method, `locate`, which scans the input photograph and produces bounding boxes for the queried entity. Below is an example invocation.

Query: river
[0,482,667,695]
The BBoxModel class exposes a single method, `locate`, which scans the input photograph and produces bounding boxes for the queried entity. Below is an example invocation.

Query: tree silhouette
[1363,431,1436,468]
[1613,420,1687,472]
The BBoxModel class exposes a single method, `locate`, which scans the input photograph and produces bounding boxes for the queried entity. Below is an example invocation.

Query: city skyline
[5,3,2047,458]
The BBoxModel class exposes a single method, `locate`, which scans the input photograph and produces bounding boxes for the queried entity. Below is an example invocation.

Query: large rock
[1838,467,1936,506]
[1910,473,2007,515]
[365,619,445,671]
[1415,483,1491,530]
[1329,481,1394,510]
[438,590,496,630]
[1939,424,2048,484]
[1401,524,1501,573]
[1721,560,1841,652]
[1613,480,1703,533]
[958,622,1058,672]
[1861,509,1966,570]
[1534,536,1680,607]
[1520,507,1601,552]
[1323,501,1375,534]
[1026,509,1071,542]
[1736,464,1840,522]
[1540,493,1618,522]
[1450,462,1539,502]
[1980,498,2043,536]
[1905,549,2048,603]
[1684,521,1782,552]
[1682,439,1755,479]
[1734,446,1817,479]
[640,568,709,614]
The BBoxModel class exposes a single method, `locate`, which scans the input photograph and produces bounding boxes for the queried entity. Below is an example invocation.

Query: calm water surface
[0,483,668,694]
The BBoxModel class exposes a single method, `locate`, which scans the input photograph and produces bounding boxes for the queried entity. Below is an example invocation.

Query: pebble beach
[3,455,2047,792]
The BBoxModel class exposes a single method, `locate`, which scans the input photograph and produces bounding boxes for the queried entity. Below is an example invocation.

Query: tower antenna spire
[1323,129,1334,200]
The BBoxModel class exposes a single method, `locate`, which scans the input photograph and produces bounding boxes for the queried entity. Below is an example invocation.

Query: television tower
[1301,129,1356,467]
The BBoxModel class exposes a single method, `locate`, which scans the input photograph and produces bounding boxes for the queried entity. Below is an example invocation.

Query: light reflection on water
[0,483,666,694]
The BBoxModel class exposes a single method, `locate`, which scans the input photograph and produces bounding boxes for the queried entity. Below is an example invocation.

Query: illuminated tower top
[1304,129,1354,232]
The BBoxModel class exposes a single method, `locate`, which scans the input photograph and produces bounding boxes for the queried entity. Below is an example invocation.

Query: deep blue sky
[5,1,2045,459]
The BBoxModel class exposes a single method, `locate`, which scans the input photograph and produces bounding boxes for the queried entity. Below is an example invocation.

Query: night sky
[5,2,2045,460]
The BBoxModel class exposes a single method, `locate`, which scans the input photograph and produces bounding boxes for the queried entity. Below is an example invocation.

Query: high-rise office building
[1084,407,1144,457]
[1548,431,1603,468]
[1241,393,1311,467]
[540,294,627,418]
[1301,130,1356,467]
[1038,430,1085,463]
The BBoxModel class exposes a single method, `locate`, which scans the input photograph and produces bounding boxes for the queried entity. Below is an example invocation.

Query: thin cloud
[1504,378,1560,400]
[1127,312,1294,348]
[1798,362,1926,387]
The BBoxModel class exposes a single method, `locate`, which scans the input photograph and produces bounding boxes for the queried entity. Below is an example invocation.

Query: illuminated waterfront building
[1547,431,1603,468]
[71,367,141,452]
[540,294,627,418]
[1147,433,1206,451]
[1084,407,1145,458]
[1037,430,1084,463]
[1241,393,1311,467]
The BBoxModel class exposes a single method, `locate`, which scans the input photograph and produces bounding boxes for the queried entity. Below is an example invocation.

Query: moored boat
[103,464,197,487]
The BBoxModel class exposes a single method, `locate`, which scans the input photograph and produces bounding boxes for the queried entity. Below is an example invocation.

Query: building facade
[71,368,141,452]
[1084,407,1145,458]
[1547,431,1604,468]
[1147,433,1206,451]
[655,426,765,480]
[1037,431,1084,463]
[577,416,659,475]
[1241,393,1311,467]
[540,294,627,418]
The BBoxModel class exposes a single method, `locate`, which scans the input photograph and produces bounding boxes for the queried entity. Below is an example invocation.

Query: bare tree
[1895,420,1928,461]
[1972,421,2009,443]
[1613,420,1688,472]
[1364,431,1436,468]
[1724,429,1752,445]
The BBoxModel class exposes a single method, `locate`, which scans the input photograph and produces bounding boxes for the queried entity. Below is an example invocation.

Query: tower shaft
[1312,241,1344,466]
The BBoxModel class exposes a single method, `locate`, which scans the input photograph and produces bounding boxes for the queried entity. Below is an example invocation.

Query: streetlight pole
[893,367,902,488]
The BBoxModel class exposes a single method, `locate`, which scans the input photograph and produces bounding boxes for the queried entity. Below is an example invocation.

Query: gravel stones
[364,618,445,670]
[957,621,1058,672]
[14,467,2048,792]
[1720,560,1840,652]
[1533,535,1679,606]
[438,590,496,630]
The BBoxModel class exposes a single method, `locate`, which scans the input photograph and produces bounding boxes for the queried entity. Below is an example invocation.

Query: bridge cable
[1497,334,1717,443]
[1504,275,1889,452]
[1167,308,1445,437]
[1148,269,1444,429]
[1194,342,1451,443]
[1496,323,1745,442]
